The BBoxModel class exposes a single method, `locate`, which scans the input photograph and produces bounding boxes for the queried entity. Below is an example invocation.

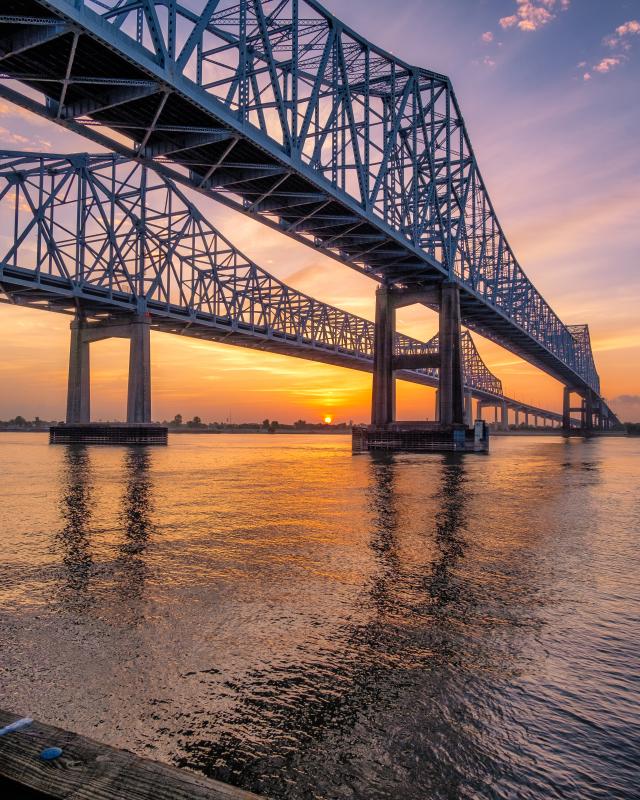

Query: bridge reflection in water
[56,444,155,620]
[0,434,635,799]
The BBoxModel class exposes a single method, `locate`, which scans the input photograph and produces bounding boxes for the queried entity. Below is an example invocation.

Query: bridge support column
[371,285,395,426]
[65,311,153,426]
[438,282,464,426]
[66,314,90,424]
[500,402,508,432]
[563,387,571,430]
[515,409,520,427]
[127,313,152,424]
[585,391,594,432]
[464,391,473,426]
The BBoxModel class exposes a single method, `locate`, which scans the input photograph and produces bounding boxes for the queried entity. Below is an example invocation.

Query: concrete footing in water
[352,421,490,454]
[49,424,168,445]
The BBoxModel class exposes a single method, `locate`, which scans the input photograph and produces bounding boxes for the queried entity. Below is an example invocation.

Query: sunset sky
[1,0,639,423]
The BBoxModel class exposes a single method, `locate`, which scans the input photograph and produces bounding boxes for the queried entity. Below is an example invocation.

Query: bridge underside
[0,265,495,401]
[0,265,576,428]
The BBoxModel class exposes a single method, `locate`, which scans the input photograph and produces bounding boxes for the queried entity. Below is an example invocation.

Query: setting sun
[323,415,333,424]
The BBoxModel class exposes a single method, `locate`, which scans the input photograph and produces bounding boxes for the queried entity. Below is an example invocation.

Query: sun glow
[323,415,333,424]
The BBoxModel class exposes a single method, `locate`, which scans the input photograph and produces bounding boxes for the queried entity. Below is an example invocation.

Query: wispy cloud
[581,19,640,80]
[499,0,570,33]
[593,56,623,74]
[604,20,640,51]
[481,31,494,43]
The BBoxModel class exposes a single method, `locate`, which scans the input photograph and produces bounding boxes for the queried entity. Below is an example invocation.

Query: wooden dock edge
[0,710,265,800]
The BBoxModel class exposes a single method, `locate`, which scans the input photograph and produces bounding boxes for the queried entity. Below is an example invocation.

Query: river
[0,433,638,799]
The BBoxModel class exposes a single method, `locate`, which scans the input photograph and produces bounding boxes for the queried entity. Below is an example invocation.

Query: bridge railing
[0,151,502,395]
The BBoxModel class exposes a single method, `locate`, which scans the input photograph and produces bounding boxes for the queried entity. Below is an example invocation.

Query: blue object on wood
[39,747,63,761]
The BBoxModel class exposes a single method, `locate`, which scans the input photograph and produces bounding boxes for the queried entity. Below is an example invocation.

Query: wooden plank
[0,710,264,800]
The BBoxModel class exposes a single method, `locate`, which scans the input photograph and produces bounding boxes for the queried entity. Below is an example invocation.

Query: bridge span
[0,1,618,433]
[0,151,577,430]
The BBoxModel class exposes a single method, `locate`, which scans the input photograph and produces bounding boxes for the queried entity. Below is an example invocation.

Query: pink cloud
[499,0,570,32]
[482,31,494,43]
[593,56,623,74]
[604,19,640,50]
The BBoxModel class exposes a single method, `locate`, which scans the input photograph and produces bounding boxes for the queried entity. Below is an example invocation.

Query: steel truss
[0,150,506,400]
[0,0,612,420]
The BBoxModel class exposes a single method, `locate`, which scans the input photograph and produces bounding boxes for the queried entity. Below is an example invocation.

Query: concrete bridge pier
[361,281,486,453]
[65,311,153,425]
[438,282,465,426]
[585,391,594,432]
[563,386,572,430]
[500,402,508,431]
[127,314,152,424]
[371,284,396,426]
[66,314,91,424]
[464,391,473,427]
[371,281,465,428]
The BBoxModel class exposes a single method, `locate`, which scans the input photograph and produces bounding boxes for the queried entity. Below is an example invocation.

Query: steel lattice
[0,0,604,406]
[0,150,504,397]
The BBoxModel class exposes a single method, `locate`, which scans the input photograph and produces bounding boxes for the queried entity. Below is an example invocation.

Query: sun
[323,415,333,424]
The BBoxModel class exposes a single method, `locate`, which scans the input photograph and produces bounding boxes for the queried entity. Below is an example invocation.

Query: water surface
[0,433,638,799]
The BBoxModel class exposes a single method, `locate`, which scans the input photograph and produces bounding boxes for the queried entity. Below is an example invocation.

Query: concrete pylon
[65,311,152,426]
[500,401,508,431]
[371,285,395,426]
[127,313,152,424]
[563,386,571,430]
[438,282,464,426]
[585,391,594,431]
[464,391,473,426]
[66,314,90,423]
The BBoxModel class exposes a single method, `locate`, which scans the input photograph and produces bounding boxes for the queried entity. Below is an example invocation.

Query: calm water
[0,433,638,799]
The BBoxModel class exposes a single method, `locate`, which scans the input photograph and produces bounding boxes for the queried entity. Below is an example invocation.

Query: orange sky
[1,2,639,424]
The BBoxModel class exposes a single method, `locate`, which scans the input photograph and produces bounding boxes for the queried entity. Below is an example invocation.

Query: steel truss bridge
[0,150,560,423]
[0,0,618,427]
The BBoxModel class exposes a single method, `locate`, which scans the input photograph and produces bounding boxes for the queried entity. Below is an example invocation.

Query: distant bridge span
[0,150,570,427]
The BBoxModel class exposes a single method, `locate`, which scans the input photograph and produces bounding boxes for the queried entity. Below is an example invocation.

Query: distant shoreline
[0,427,353,435]
[1,428,632,437]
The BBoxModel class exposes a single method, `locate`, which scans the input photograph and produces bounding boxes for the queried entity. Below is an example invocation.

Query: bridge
[0,151,568,430]
[0,0,619,433]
